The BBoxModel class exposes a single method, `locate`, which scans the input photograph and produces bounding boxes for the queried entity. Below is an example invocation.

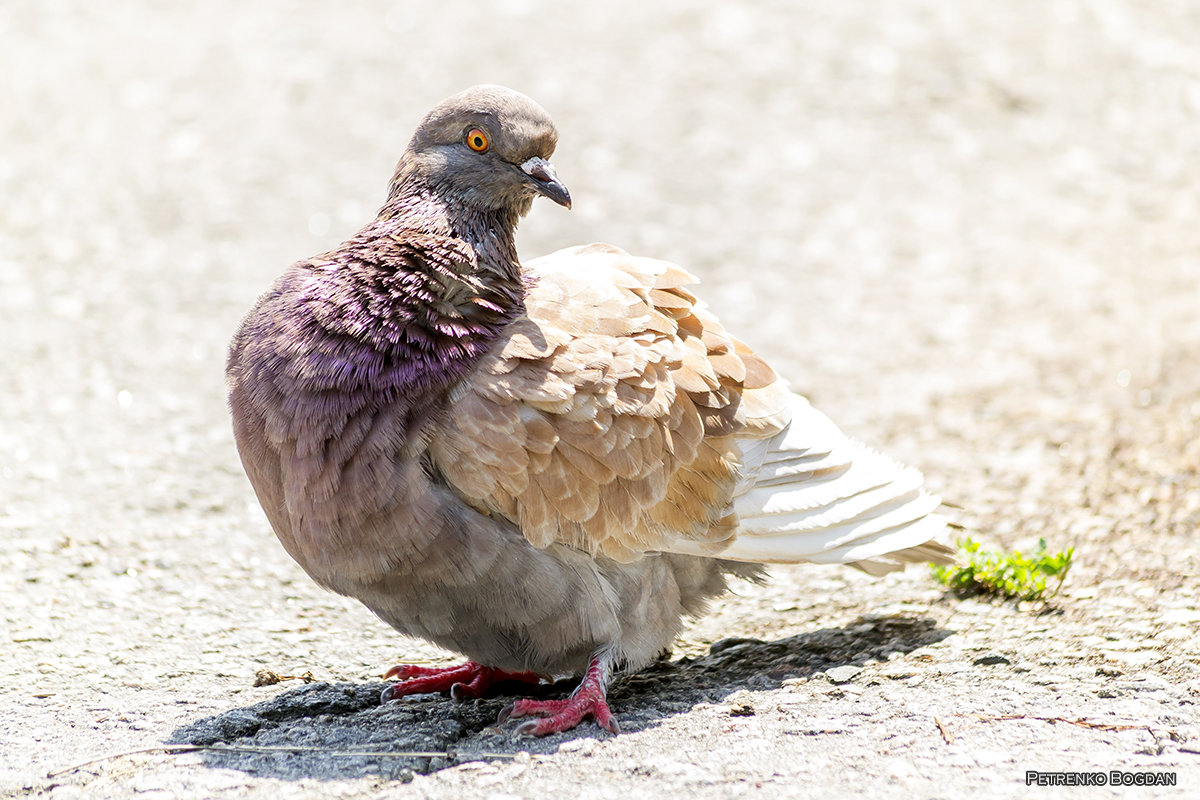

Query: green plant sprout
[932,537,1074,602]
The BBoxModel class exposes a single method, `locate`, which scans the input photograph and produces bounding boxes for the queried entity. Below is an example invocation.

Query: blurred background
[3,0,1200,775]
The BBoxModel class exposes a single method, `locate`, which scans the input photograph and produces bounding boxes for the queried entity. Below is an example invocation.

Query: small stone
[973,653,1011,666]
[880,665,917,680]
[826,665,862,684]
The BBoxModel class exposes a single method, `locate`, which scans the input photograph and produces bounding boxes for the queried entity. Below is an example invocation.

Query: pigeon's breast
[226,259,524,587]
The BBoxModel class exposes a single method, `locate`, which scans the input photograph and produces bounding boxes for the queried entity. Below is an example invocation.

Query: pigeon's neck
[301,189,527,418]
[366,185,528,355]
[377,187,524,269]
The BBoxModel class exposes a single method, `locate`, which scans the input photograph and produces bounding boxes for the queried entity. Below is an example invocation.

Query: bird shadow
[168,612,951,782]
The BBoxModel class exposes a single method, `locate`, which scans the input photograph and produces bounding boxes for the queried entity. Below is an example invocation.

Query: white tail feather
[672,392,953,572]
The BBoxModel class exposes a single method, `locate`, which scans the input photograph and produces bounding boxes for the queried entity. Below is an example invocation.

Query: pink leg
[380,660,543,703]
[499,653,620,736]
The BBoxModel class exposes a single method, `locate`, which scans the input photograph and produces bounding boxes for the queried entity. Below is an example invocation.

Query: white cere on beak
[521,157,555,181]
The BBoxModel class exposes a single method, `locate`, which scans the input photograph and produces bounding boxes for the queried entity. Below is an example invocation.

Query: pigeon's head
[390,85,571,214]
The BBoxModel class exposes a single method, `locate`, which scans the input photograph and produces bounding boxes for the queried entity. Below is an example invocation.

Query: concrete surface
[3,1,1199,797]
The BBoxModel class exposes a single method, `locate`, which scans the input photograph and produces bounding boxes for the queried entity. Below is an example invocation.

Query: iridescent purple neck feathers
[295,194,526,405]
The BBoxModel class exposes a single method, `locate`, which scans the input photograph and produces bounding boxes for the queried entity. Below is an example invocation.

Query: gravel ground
[3,1,1199,797]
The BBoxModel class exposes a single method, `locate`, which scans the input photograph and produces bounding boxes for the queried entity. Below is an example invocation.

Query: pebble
[826,665,863,684]
[972,653,1011,666]
[879,665,917,680]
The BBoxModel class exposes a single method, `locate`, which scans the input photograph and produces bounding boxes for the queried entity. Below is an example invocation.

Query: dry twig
[962,713,1156,735]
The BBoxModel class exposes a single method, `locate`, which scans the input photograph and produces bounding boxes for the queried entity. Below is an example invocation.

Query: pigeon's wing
[427,243,789,562]
[428,244,951,569]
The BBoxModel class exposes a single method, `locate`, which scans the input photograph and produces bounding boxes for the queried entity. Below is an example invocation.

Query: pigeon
[226,85,953,737]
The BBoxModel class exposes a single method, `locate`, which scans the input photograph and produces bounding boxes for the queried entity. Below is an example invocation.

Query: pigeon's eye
[466,128,489,152]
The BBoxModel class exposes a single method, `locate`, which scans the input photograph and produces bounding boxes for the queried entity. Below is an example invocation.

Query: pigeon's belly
[338,509,723,676]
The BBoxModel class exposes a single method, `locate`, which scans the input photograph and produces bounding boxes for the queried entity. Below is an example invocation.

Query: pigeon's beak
[520,157,572,209]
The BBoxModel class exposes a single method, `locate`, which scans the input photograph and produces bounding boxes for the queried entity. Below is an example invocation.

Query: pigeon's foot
[499,653,619,736]
[381,661,542,703]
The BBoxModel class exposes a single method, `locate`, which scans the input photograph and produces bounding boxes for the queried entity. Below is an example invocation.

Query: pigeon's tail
[715,392,954,574]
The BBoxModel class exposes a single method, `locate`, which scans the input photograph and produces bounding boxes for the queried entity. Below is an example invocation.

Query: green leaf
[929,537,1075,602]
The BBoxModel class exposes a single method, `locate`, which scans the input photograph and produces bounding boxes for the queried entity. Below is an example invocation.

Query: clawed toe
[498,654,619,736]
[380,661,543,704]
[503,694,619,737]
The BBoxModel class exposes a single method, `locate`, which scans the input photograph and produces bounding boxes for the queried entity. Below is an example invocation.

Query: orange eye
[466,128,489,152]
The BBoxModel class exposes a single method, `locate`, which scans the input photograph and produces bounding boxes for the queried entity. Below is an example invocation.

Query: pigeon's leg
[499,651,619,736]
[381,661,543,703]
